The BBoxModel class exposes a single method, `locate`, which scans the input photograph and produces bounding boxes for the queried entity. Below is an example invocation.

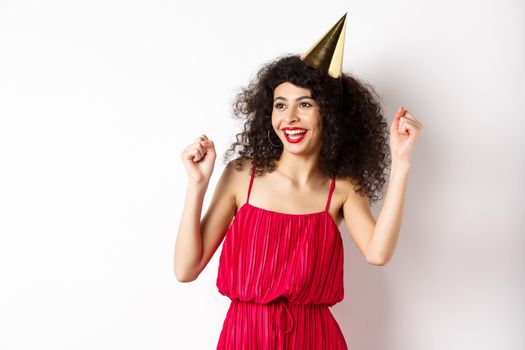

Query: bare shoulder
[332,176,366,221]
[219,157,247,189]
[334,176,376,262]
[227,156,253,174]
[222,157,254,210]
[334,176,359,206]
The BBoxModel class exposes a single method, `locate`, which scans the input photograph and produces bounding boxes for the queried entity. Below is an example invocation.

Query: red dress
[216,164,347,349]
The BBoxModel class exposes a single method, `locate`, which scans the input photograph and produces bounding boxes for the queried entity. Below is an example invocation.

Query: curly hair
[223,54,390,204]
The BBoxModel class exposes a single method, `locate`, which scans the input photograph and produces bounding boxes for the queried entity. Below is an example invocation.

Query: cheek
[270,113,276,126]
[271,116,279,131]
[315,115,323,133]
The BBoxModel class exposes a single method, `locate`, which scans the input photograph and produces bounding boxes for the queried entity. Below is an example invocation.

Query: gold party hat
[300,13,348,78]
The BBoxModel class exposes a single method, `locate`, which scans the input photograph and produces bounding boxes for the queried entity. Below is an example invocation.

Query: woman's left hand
[389,106,423,164]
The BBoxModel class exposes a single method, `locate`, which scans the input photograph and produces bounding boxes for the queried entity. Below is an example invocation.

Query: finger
[391,106,405,132]
[401,112,423,130]
[201,140,216,156]
[401,117,424,131]
[199,139,212,148]
[402,111,419,123]
[190,140,208,153]
[181,148,202,162]
[401,117,413,135]
[193,144,207,156]
[402,111,413,120]
[195,135,206,143]
[183,145,205,161]
[185,140,201,153]
[186,142,204,155]
[394,107,405,120]
[200,140,215,152]
[402,117,417,127]
[400,117,423,137]
[399,117,406,134]
[192,147,205,161]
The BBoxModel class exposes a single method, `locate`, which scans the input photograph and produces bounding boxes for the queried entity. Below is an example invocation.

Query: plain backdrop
[0,0,524,349]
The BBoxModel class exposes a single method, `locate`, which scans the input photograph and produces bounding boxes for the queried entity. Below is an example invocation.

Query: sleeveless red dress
[216,165,347,349]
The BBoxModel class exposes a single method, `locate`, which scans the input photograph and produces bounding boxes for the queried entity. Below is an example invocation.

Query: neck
[275,149,324,187]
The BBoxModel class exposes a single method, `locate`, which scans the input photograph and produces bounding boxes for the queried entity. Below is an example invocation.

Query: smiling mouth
[282,129,307,143]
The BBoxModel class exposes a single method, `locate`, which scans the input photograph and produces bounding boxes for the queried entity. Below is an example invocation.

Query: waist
[229,297,331,335]
[231,297,329,307]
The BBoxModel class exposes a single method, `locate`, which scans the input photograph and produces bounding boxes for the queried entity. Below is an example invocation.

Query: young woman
[174,15,423,350]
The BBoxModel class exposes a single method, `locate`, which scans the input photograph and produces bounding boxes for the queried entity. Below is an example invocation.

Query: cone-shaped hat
[300,13,348,78]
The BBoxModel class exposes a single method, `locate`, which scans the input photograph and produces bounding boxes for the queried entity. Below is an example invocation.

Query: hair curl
[223,54,390,204]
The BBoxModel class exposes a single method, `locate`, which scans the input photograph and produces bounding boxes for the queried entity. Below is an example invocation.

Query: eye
[274,103,285,109]
[300,102,312,108]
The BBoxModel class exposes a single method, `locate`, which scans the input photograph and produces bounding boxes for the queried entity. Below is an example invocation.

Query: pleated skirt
[217,298,348,350]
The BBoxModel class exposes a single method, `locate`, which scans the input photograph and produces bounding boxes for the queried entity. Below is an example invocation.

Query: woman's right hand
[180,134,216,185]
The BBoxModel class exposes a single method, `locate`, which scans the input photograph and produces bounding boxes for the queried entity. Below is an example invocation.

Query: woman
[175,14,423,349]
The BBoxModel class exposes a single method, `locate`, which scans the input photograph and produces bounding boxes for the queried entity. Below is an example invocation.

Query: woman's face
[271,82,323,155]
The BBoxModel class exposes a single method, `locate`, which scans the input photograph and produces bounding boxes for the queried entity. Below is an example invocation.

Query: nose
[283,106,300,123]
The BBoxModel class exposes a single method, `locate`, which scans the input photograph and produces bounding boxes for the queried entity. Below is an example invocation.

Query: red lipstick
[282,127,307,144]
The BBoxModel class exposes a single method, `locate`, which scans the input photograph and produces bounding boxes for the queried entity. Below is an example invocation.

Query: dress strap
[246,163,256,204]
[325,176,336,212]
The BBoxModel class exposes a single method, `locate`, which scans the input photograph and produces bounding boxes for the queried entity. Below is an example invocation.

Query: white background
[1,0,524,349]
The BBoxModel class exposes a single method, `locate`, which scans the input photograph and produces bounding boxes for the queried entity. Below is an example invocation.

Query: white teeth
[289,134,303,139]
[284,129,306,135]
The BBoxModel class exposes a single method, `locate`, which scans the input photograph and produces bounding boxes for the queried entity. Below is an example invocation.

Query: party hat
[300,13,348,78]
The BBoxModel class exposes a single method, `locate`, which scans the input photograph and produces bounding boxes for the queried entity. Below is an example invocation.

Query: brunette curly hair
[223,54,390,204]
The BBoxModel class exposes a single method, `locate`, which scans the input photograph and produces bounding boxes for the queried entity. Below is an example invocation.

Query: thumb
[391,106,406,132]
[201,140,216,155]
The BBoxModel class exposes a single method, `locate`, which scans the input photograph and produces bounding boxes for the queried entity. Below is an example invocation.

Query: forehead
[273,82,312,97]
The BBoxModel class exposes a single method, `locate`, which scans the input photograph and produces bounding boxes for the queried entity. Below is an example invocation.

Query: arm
[366,161,411,265]
[341,161,411,266]
[367,106,423,264]
[343,106,422,265]
[174,160,238,282]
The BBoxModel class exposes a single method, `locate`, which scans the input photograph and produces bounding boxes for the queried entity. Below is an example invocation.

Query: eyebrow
[273,96,313,102]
